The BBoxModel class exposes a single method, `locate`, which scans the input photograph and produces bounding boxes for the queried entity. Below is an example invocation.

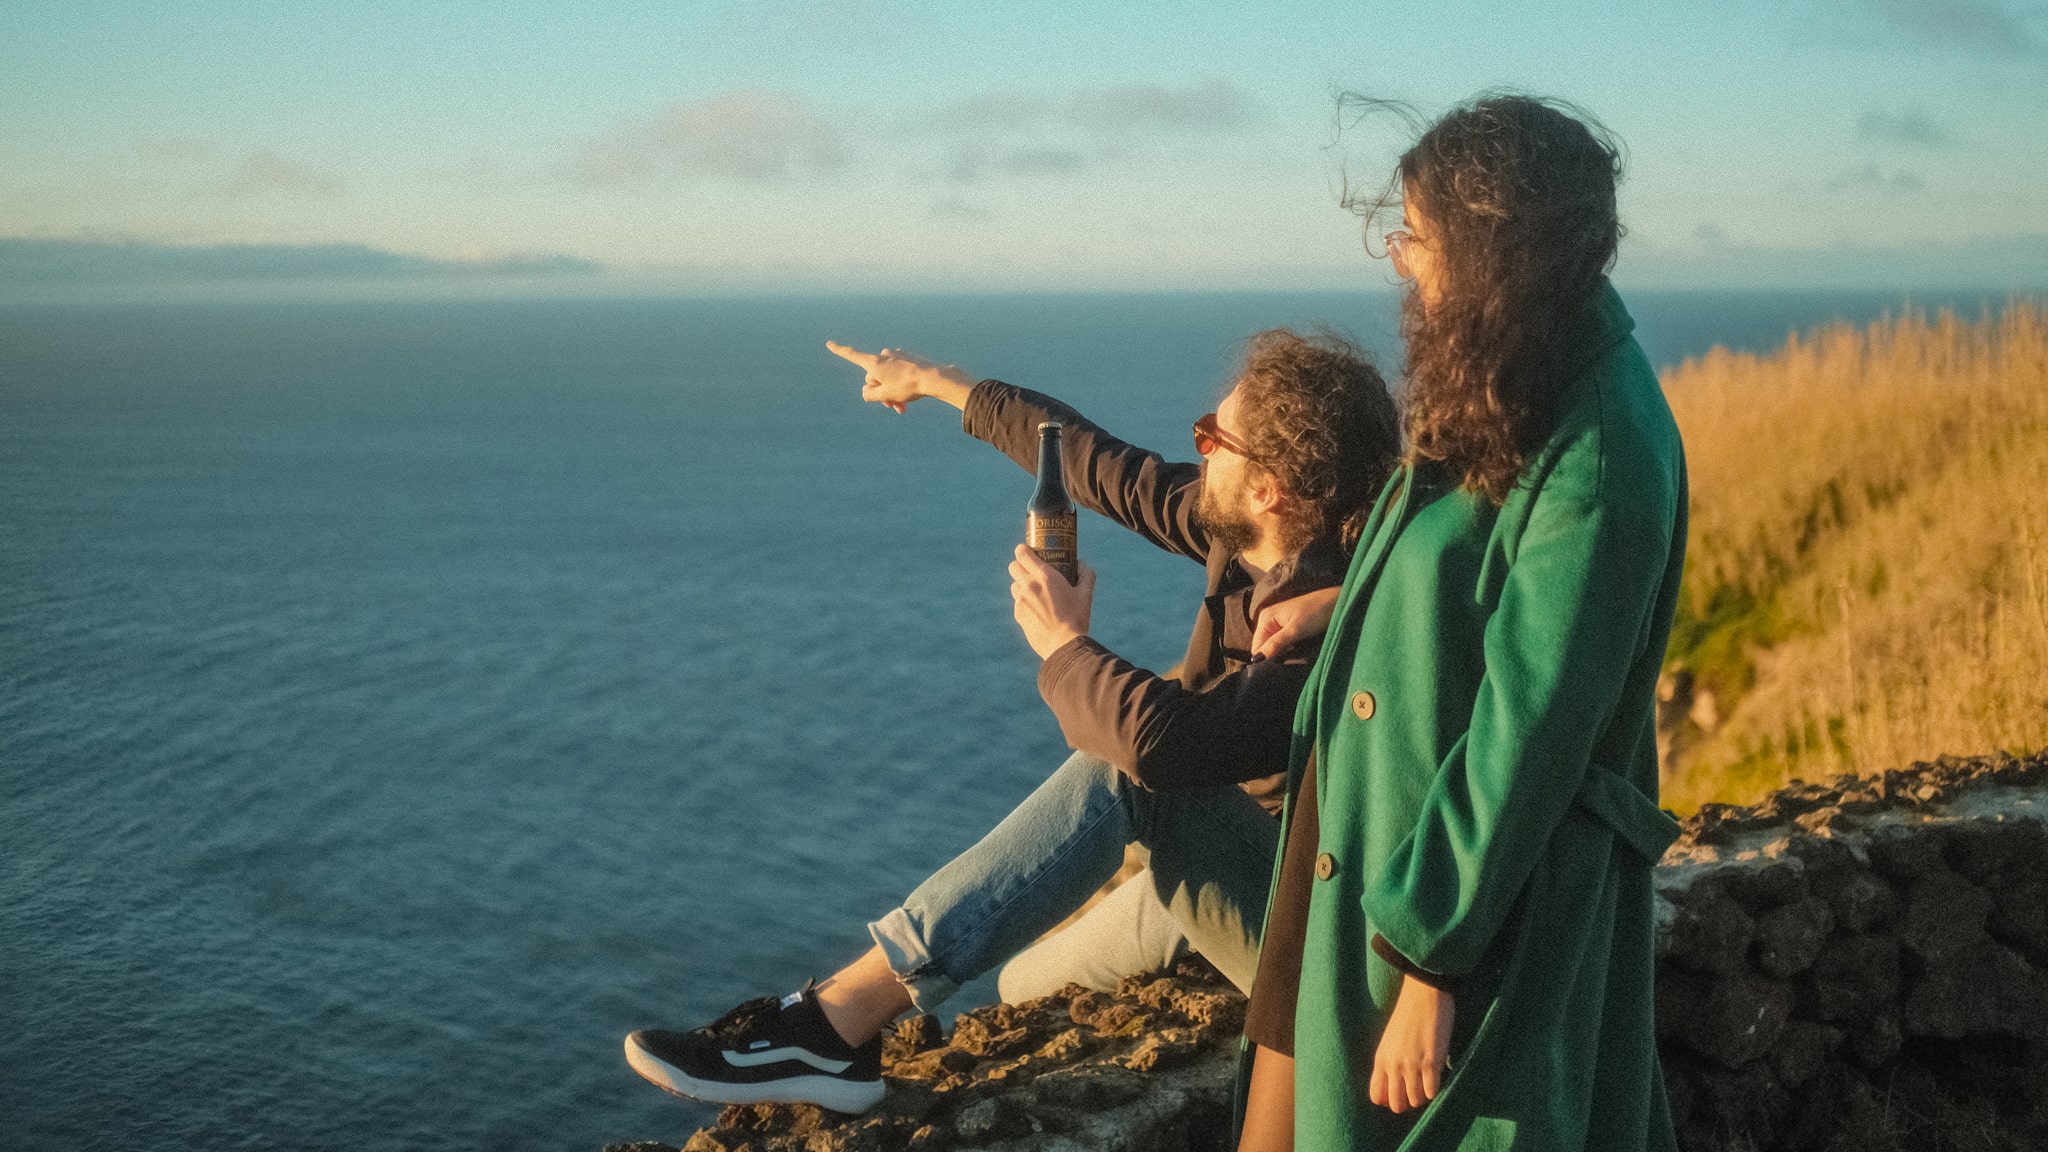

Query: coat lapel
[1336,463,1417,618]
[1287,462,1423,774]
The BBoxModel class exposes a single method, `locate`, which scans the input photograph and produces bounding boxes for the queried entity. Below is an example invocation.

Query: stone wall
[607,751,2048,1152]
[1654,751,2048,1151]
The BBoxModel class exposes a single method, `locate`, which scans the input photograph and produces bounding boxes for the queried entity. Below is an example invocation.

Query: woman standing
[1237,95,1688,1152]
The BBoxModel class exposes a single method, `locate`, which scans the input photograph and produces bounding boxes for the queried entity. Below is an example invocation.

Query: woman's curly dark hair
[1232,328,1402,552]
[1351,93,1624,503]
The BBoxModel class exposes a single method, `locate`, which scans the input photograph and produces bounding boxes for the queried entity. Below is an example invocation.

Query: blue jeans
[996,862,1189,1003]
[867,751,1280,1012]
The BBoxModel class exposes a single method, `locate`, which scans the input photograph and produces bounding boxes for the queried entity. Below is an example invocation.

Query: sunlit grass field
[1657,299,2048,813]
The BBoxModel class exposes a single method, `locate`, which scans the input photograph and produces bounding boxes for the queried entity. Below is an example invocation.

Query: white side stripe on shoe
[722,1046,854,1074]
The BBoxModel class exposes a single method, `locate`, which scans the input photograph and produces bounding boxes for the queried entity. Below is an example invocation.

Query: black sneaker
[624,982,885,1113]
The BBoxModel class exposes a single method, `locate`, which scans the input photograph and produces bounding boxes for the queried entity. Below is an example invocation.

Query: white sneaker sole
[624,1034,886,1114]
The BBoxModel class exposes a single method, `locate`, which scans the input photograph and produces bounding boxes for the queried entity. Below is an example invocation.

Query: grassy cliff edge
[1658,300,2048,812]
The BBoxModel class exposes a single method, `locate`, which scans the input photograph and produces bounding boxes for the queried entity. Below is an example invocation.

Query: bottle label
[1027,512,1079,583]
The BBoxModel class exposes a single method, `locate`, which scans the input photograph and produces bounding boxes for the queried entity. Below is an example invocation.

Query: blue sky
[3,0,2044,293]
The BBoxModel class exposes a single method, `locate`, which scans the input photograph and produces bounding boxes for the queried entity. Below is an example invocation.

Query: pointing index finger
[826,340,879,369]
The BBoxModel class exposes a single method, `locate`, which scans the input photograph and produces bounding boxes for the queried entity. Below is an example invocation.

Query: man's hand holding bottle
[1008,546,1096,659]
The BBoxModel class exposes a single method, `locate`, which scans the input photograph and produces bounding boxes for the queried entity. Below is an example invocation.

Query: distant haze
[2,1,2045,297]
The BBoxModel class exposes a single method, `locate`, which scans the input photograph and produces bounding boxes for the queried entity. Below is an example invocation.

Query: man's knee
[1050,750,1124,790]
[1046,750,1146,819]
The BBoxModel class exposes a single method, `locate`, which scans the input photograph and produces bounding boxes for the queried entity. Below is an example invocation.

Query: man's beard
[1195,479,1259,556]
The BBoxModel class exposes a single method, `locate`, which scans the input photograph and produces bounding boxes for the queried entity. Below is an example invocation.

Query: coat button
[1314,852,1336,881]
[1351,691,1376,720]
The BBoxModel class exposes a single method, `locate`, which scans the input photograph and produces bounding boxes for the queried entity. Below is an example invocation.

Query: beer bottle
[1027,421,1079,584]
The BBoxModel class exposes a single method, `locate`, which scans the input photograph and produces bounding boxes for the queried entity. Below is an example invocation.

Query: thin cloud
[573,90,845,186]
[928,195,990,220]
[1064,78,1263,134]
[568,79,1261,191]
[135,136,221,167]
[430,154,504,186]
[0,237,600,286]
[937,78,1265,140]
[1825,163,1928,192]
[1856,0,2046,56]
[1622,231,2048,291]
[223,149,347,199]
[999,147,1088,176]
[941,146,1091,182]
[925,78,1264,184]
[1857,109,1952,147]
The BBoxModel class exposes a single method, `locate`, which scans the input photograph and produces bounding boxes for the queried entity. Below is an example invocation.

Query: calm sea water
[0,287,2010,1151]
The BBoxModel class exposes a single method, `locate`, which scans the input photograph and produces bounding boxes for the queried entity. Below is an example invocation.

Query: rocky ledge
[609,750,2048,1152]
[1655,750,2048,1151]
[609,955,1246,1152]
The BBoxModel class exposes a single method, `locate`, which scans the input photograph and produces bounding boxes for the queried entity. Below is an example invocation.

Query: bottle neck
[1033,429,1070,509]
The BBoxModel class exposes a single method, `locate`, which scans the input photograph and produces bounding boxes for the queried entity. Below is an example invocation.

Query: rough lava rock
[609,750,2048,1152]
[1655,749,2048,1151]
[609,956,1245,1152]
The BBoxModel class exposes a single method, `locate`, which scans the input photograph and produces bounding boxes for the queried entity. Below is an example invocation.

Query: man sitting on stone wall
[622,329,1400,1113]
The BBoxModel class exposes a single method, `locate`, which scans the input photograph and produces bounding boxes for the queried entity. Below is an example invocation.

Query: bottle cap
[1038,421,1063,432]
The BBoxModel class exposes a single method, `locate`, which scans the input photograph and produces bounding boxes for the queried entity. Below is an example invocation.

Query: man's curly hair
[1232,328,1402,552]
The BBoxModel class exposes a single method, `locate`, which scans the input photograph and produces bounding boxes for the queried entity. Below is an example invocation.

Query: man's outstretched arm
[828,341,977,413]
[828,342,1208,562]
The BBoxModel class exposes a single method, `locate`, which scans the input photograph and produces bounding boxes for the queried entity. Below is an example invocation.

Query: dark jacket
[962,380,1345,814]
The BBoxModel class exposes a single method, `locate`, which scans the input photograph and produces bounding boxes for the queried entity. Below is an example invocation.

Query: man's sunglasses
[1192,413,1257,461]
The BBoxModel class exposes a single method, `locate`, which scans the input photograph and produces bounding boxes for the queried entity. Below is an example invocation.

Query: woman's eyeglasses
[1193,412,1257,460]
[1384,230,1416,277]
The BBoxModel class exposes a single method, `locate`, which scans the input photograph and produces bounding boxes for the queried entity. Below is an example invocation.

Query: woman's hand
[1252,586,1341,660]
[1369,975,1454,1114]
[1009,545,1095,659]
[826,341,977,413]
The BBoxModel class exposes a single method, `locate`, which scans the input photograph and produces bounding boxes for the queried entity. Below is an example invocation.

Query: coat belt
[1573,767,1681,863]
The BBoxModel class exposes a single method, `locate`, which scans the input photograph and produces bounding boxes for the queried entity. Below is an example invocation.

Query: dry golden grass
[1658,300,2048,813]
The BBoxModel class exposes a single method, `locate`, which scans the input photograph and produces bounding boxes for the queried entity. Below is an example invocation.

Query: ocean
[0,287,2014,1151]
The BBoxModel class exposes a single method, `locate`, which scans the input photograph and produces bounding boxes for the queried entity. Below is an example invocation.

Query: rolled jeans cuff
[868,906,961,1014]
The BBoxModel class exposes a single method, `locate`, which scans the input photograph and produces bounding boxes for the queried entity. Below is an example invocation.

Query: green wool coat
[1265,282,1687,1152]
